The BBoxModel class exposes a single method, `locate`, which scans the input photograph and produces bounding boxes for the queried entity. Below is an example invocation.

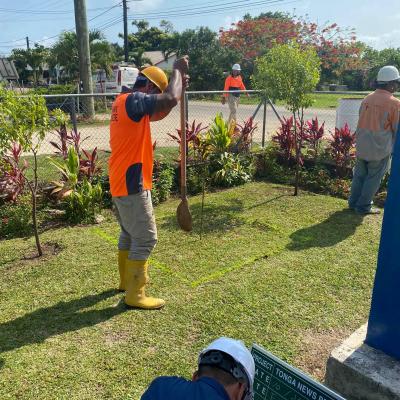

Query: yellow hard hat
[141,66,168,92]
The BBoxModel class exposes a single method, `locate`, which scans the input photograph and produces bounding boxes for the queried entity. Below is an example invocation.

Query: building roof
[0,58,19,80]
[143,51,176,66]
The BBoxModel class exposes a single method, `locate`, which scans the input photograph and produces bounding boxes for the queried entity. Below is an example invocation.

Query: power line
[128,0,292,19]
[0,6,116,15]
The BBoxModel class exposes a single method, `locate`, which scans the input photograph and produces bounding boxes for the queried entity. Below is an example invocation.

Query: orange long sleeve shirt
[223,75,246,97]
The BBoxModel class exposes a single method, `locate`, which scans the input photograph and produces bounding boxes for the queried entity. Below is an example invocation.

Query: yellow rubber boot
[118,250,129,291]
[124,259,165,309]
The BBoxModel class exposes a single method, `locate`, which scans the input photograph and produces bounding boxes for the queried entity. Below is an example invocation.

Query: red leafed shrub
[272,116,296,164]
[167,120,208,161]
[328,123,356,176]
[231,117,258,153]
[50,123,89,159]
[304,117,325,160]
[80,147,101,181]
[0,142,27,202]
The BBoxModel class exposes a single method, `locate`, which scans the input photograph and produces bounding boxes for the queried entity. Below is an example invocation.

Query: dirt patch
[103,330,130,346]
[22,241,64,261]
[294,328,352,381]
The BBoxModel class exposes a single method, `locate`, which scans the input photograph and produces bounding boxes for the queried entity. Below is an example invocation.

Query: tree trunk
[293,112,299,196]
[31,150,43,257]
[294,109,305,197]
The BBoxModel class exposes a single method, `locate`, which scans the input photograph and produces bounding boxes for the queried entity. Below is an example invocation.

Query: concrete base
[325,324,400,400]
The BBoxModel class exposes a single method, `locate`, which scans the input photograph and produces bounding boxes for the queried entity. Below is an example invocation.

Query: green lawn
[0,182,381,399]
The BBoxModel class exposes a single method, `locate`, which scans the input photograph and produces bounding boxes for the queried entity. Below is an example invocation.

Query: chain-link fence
[32,90,366,155]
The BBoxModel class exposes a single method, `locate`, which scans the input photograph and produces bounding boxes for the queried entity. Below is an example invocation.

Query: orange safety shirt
[223,74,246,97]
[109,92,156,196]
[356,89,400,161]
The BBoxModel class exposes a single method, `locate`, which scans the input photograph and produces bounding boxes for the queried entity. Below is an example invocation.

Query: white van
[95,65,139,93]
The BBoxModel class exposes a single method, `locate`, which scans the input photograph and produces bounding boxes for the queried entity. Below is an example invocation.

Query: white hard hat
[198,337,255,400]
[232,64,241,71]
[377,66,400,83]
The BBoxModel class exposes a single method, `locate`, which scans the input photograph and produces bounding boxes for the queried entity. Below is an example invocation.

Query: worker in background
[221,64,248,124]
[141,337,255,400]
[349,65,400,215]
[109,56,189,309]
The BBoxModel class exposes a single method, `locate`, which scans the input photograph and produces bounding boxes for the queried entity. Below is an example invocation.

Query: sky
[1,0,400,55]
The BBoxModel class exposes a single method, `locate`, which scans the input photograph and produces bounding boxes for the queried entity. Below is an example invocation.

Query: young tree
[11,44,49,85]
[50,30,115,80]
[0,87,61,256]
[252,42,320,195]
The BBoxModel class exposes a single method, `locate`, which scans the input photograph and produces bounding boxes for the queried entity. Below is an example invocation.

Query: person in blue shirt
[141,337,255,400]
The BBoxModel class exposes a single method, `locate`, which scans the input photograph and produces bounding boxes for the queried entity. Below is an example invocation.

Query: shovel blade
[177,197,193,232]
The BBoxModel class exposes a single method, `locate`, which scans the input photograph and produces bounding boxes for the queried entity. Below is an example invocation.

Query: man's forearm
[164,69,183,104]
[153,69,184,115]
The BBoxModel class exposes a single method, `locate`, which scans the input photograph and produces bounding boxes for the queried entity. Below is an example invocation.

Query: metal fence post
[70,97,78,134]
[185,92,189,122]
[262,97,267,148]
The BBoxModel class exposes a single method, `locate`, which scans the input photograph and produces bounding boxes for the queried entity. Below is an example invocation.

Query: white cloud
[128,0,165,13]
[221,15,241,30]
[360,28,400,49]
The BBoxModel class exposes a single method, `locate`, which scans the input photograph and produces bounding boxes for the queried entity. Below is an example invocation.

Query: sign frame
[251,344,345,400]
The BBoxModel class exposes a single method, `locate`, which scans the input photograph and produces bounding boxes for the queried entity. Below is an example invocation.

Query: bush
[92,175,112,209]
[254,145,293,184]
[327,123,356,177]
[64,179,103,224]
[187,163,206,195]
[210,152,253,188]
[0,195,32,239]
[152,162,175,205]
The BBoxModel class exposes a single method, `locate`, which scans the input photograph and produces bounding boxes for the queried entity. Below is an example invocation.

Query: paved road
[38,101,337,154]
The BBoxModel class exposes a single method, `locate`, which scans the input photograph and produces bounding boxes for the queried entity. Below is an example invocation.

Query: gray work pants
[113,190,157,260]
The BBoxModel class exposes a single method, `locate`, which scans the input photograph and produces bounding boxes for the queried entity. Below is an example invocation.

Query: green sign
[251,344,345,400]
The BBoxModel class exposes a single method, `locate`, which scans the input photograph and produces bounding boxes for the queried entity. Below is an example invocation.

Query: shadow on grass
[160,197,245,234]
[0,289,125,364]
[287,209,364,251]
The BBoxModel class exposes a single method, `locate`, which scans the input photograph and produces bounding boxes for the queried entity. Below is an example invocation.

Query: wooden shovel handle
[180,85,187,198]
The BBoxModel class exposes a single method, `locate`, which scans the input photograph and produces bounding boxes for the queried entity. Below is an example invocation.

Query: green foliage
[255,145,353,199]
[204,113,232,154]
[362,47,400,89]
[48,147,79,197]
[254,145,293,184]
[176,27,240,91]
[32,84,76,96]
[151,163,175,206]
[0,86,55,154]
[49,30,115,80]
[252,42,320,113]
[64,179,103,224]
[92,175,112,209]
[210,152,253,188]
[0,195,32,238]
[187,164,205,195]
[10,45,49,85]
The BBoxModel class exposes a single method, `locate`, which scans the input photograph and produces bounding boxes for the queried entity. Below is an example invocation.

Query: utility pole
[26,36,30,50]
[73,0,95,118]
[123,0,129,62]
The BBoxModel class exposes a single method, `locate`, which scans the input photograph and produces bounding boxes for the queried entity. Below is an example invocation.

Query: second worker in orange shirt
[221,63,248,124]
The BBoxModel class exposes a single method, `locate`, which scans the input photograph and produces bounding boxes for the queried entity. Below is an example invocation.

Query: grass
[0,181,382,399]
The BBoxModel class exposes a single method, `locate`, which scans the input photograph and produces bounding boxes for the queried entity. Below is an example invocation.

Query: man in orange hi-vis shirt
[109,56,189,310]
[349,65,400,215]
[221,64,248,124]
